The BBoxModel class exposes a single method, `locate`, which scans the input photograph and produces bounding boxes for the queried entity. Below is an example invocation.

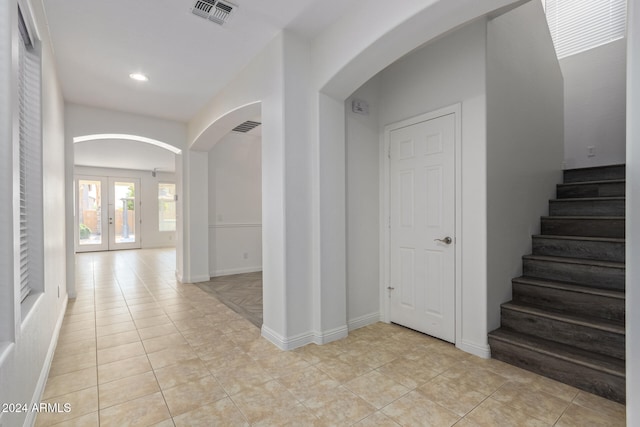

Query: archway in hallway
[191,101,264,328]
[71,134,181,253]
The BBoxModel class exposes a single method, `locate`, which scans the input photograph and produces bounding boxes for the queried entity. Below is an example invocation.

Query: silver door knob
[434,237,452,244]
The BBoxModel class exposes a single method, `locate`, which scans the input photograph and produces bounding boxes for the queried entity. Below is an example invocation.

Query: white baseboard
[210,266,262,277]
[26,296,68,427]
[457,339,491,359]
[261,324,349,351]
[348,312,381,331]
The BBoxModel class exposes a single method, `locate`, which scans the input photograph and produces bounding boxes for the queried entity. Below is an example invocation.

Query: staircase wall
[561,39,626,169]
[627,0,640,420]
[485,0,564,332]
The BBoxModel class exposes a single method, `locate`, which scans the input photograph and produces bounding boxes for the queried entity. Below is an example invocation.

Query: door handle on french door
[434,237,452,244]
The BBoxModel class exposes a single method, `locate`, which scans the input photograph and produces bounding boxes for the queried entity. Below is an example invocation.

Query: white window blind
[17,5,43,304]
[544,0,627,59]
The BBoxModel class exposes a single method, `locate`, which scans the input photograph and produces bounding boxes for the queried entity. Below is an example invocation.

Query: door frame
[380,103,463,344]
[107,177,142,251]
[74,175,142,252]
[75,175,109,252]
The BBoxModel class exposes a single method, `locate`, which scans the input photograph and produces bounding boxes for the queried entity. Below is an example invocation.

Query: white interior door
[108,177,141,250]
[75,176,141,252]
[389,113,456,342]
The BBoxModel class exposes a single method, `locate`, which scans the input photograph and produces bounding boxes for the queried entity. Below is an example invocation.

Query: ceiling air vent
[232,121,261,133]
[191,0,237,26]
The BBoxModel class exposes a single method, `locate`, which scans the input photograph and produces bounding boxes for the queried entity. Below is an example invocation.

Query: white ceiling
[42,0,363,123]
[74,139,177,173]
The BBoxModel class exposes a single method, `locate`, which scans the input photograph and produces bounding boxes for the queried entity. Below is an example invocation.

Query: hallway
[36,249,625,426]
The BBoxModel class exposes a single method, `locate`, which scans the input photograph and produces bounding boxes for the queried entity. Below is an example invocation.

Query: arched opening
[191,102,264,327]
[71,134,182,254]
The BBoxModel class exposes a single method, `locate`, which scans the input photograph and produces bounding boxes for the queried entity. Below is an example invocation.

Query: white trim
[261,324,349,350]
[209,223,262,229]
[314,325,349,345]
[456,339,491,359]
[24,296,68,427]
[348,312,381,331]
[210,266,262,277]
[73,134,182,154]
[380,103,463,346]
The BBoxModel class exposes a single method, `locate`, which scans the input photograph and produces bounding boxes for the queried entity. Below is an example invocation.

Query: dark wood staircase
[488,164,626,403]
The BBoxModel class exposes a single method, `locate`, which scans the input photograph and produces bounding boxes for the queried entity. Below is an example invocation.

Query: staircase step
[523,255,625,290]
[512,276,625,323]
[488,328,625,403]
[500,302,625,360]
[563,164,626,183]
[549,197,625,216]
[532,235,625,262]
[541,216,625,238]
[557,179,625,199]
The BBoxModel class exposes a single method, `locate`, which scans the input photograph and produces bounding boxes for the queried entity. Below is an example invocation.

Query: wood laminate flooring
[196,272,263,328]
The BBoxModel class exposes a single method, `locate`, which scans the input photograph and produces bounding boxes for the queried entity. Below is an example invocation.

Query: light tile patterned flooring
[36,249,626,426]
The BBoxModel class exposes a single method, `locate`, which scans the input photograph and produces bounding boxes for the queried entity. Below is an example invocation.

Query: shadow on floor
[195,271,263,328]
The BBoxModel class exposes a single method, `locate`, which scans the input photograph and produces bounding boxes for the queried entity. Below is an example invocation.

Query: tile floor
[36,249,626,426]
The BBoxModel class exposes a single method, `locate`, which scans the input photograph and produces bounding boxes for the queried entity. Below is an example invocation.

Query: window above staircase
[542,0,627,59]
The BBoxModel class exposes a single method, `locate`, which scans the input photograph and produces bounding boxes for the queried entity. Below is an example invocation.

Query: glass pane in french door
[78,179,104,246]
[113,181,136,244]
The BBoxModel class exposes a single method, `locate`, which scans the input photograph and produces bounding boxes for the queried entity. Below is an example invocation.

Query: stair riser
[557,182,625,199]
[512,282,625,323]
[564,165,626,183]
[549,200,625,216]
[541,218,625,238]
[489,337,625,403]
[532,237,625,262]
[523,259,625,290]
[501,308,625,359]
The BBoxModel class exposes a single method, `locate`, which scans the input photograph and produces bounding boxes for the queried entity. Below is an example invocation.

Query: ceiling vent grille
[232,121,261,133]
[191,0,237,26]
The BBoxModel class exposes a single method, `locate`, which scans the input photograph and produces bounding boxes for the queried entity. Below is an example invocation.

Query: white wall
[345,76,382,329]
[561,39,626,169]
[627,0,639,421]
[74,166,176,249]
[188,0,527,350]
[208,132,262,276]
[486,1,564,332]
[0,0,68,425]
[376,19,490,356]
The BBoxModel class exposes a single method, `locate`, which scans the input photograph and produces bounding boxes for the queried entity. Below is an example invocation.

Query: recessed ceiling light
[129,73,149,82]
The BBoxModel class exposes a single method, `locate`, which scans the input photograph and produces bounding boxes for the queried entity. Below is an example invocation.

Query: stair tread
[523,254,625,269]
[550,197,625,202]
[542,216,624,220]
[501,302,625,334]
[489,328,625,377]
[532,235,625,243]
[564,163,625,172]
[558,179,625,187]
[513,276,625,299]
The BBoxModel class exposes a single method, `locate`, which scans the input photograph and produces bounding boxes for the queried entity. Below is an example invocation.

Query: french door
[76,176,141,252]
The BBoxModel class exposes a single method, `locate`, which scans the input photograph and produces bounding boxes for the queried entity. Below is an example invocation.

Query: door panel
[76,176,108,252]
[389,113,455,342]
[109,178,141,250]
